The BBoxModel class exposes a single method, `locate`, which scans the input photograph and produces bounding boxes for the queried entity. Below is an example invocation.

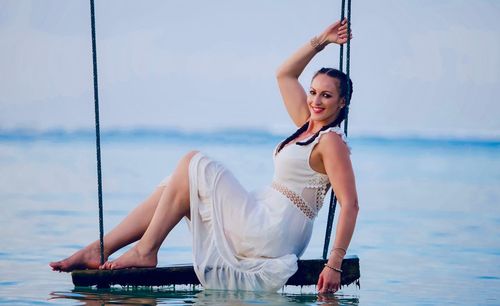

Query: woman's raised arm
[276,19,350,127]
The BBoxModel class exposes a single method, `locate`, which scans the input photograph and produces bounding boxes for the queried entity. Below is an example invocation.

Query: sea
[0,129,499,305]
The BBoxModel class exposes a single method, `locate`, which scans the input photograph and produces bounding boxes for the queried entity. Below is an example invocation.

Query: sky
[0,0,499,138]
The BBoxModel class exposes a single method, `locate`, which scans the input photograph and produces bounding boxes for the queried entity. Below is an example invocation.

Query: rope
[322,0,352,260]
[343,0,352,135]
[338,0,346,72]
[89,0,105,265]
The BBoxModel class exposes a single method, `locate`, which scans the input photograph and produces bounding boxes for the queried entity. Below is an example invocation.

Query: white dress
[160,127,349,292]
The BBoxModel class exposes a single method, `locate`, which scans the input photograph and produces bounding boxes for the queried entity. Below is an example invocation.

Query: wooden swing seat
[71,255,360,288]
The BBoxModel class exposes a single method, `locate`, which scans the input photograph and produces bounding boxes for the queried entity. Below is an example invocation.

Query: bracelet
[324,263,343,273]
[310,36,326,52]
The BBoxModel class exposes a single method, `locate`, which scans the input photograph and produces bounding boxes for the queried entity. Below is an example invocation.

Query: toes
[50,261,62,267]
[49,261,67,272]
[101,261,114,270]
[101,260,126,270]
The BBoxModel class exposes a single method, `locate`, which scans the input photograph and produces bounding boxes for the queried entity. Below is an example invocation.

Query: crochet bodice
[272,127,350,219]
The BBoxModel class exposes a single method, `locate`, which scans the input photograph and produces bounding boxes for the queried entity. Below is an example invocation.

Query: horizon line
[0,127,499,145]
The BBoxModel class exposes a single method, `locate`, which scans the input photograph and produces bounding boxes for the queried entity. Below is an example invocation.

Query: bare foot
[49,243,106,272]
[99,245,157,270]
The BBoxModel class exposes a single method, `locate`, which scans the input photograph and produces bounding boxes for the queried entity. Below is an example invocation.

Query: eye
[322,93,332,98]
[309,89,316,95]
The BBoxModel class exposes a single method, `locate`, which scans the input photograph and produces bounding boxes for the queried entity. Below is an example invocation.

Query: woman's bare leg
[100,151,197,270]
[49,179,166,271]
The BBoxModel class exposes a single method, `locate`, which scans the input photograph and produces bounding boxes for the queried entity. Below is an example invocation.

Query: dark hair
[276,68,353,153]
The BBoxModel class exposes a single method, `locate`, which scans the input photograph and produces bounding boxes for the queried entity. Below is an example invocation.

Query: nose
[312,94,322,105]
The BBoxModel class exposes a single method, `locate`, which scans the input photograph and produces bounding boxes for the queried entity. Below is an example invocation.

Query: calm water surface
[0,131,499,305]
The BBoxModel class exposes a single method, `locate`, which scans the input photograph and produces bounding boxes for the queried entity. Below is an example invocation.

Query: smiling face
[308,73,345,125]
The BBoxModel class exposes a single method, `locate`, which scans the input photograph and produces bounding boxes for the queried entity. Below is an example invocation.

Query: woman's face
[307,74,345,124]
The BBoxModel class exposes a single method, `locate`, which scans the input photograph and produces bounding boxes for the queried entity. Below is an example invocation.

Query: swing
[72,0,360,289]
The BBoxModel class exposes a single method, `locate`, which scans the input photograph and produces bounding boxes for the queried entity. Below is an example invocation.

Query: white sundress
[159,127,350,292]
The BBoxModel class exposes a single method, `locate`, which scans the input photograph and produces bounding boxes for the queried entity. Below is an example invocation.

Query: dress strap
[310,126,351,153]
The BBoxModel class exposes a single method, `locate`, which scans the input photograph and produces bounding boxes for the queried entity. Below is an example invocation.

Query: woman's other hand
[316,265,341,294]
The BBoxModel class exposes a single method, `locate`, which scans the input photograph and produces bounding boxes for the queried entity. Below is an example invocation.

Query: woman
[50,19,358,294]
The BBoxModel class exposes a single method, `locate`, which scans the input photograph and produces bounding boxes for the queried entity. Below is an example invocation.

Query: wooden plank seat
[71,256,360,288]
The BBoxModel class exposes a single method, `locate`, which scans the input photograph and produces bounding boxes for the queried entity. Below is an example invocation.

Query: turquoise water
[0,130,499,305]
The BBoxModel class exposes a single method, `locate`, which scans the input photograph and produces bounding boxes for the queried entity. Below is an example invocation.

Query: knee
[184,150,199,160]
[180,150,199,166]
[173,150,199,178]
[172,150,199,204]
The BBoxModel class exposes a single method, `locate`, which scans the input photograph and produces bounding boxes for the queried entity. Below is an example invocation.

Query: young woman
[50,19,358,294]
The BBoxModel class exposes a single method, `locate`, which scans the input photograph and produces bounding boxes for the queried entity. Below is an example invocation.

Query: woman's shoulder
[313,127,351,155]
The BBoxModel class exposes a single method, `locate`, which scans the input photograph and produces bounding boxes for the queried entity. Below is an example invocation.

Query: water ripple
[0,281,19,286]
[477,276,500,280]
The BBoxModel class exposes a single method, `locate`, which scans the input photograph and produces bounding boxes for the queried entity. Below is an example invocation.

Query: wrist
[327,256,342,267]
[324,263,343,273]
[328,248,346,266]
[310,34,329,52]
[317,32,330,45]
[330,247,346,258]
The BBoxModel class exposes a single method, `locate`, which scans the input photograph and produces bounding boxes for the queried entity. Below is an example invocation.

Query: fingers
[319,287,338,294]
[339,33,353,40]
[330,18,348,30]
[318,277,340,294]
[338,24,352,35]
[338,18,347,26]
[319,283,340,294]
[337,22,352,43]
[337,33,353,45]
[317,275,324,291]
[317,269,341,294]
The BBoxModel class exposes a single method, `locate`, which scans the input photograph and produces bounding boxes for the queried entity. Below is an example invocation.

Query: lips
[311,106,325,114]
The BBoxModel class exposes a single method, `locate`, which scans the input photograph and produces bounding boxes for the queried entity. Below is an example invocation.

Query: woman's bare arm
[276,19,349,127]
[276,41,321,127]
[315,132,359,294]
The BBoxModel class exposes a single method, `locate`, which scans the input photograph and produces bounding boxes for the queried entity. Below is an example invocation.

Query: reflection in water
[50,287,197,305]
[49,287,359,305]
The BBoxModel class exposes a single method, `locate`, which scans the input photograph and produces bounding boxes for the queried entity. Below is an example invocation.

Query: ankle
[87,241,110,258]
[134,242,158,257]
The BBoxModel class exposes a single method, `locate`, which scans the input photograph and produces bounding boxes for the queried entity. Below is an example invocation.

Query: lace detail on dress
[305,175,330,188]
[271,181,315,219]
[303,176,331,212]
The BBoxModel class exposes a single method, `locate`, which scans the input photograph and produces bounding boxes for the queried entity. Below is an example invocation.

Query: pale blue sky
[1,0,499,138]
